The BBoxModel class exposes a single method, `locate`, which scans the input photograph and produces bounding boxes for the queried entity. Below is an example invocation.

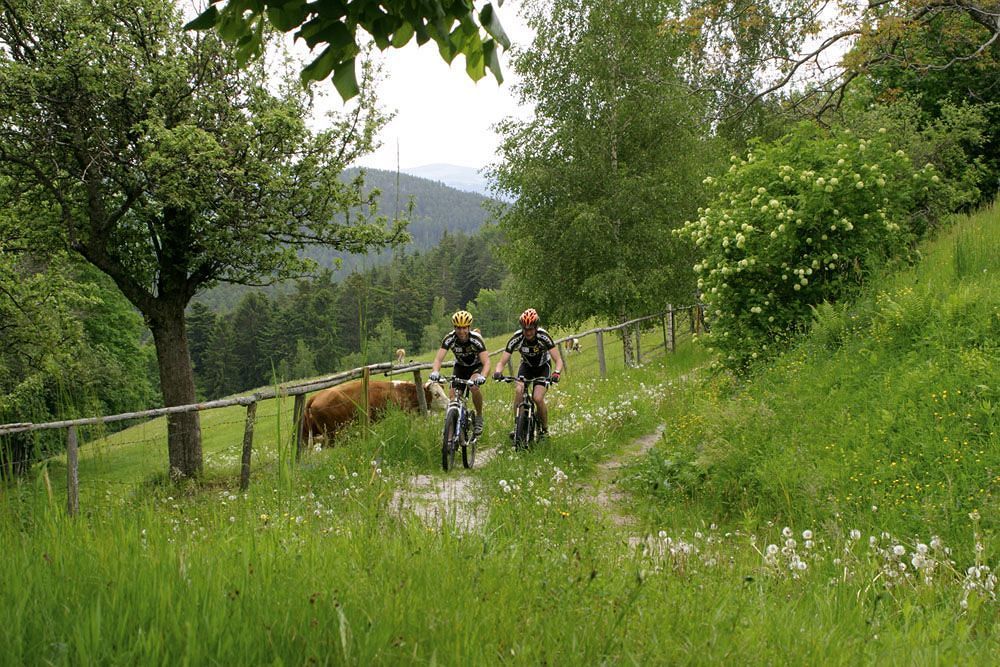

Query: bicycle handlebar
[433,376,480,387]
[494,375,552,387]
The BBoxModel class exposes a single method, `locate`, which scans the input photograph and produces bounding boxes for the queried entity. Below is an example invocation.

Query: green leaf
[183,6,220,31]
[465,36,485,81]
[332,58,359,100]
[479,4,510,49]
[266,1,309,32]
[483,39,503,84]
[299,18,352,50]
[300,45,339,83]
[217,12,249,42]
[390,21,415,48]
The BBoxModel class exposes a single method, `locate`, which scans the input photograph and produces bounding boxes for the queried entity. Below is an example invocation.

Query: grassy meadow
[1,207,998,664]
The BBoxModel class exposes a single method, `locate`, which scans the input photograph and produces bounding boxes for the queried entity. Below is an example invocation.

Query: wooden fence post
[662,315,668,352]
[66,425,79,517]
[361,367,371,429]
[689,306,695,333]
[413,369,428,416]
[595,330,607,377]
[240,401,257,491]
[293,394,305,461]
[634,325,642,366]
[668,304,676,352]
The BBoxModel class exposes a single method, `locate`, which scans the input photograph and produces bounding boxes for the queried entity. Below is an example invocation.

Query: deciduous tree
[0,0,400,478]
[492,0,718,363]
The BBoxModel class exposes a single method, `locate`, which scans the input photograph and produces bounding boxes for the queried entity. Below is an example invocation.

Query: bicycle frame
[496,375,550,450]
[436,376,478,470]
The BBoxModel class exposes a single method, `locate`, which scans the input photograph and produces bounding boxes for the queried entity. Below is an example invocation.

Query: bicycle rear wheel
[441,410,458,471]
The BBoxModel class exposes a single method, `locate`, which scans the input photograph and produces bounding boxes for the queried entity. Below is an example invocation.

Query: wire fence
[0,303,705,514]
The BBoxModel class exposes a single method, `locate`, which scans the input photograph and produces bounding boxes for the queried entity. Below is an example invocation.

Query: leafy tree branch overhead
[672,0,1000,118]
[186,0,512,100]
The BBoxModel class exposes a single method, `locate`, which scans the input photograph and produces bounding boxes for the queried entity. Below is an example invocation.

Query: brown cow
[301,379,448,445]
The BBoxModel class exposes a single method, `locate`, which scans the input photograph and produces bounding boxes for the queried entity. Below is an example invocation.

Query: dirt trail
[390,444,500,532]
[587,424,666,526]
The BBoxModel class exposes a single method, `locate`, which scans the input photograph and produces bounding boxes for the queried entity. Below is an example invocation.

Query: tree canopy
[187,0,512,100]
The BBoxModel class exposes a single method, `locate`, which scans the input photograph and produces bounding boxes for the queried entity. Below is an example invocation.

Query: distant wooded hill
[197,168,501,311]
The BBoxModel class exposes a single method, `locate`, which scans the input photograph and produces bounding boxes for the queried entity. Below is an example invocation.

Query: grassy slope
[632,204,999,545]
[1,209,997,664]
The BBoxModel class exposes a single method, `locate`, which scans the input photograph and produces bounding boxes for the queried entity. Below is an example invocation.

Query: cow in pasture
[564,337,581,354]
[301,379,448,445]
[395,348,406,364]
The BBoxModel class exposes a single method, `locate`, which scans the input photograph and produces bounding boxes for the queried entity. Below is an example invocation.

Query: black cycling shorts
[517,361,550,383]
[453,363,483,381]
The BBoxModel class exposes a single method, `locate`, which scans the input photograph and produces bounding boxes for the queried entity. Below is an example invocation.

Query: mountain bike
[495,375,551,451]
[436,376,479,471]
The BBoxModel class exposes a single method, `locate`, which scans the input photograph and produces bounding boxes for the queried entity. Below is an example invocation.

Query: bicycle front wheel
[441,410,458,471]
[514,406,531,451]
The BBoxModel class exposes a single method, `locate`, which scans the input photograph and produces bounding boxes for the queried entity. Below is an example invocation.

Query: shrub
[676,122,949,370]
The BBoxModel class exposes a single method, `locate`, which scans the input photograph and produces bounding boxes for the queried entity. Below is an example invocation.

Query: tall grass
[1,212,998,663]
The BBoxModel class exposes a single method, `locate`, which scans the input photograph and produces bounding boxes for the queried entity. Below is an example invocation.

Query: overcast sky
[350,1,534,172]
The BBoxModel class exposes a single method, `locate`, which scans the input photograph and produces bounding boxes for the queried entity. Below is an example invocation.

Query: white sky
[348,1,534,172]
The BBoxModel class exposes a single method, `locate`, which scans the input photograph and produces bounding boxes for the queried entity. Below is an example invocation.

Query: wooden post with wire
[662,314,669,353]
[240,401,256,491]
[668,304,676,352]
[66,425,79,517]
[292,393,305,460]
[413,369,428,416]
[361,366,371,429]
[596,331,607,377]
[634,324,642,366]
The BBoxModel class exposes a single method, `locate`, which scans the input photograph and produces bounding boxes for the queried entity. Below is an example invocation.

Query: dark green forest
[188,226,512,400]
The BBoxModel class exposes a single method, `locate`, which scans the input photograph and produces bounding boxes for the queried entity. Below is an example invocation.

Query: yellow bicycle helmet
[452,310,474,327]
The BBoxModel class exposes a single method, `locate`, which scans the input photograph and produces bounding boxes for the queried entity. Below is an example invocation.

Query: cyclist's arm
[549,342,564,374]
[476,349,490,378]
[494,350,512,376]
[430,347,448,374]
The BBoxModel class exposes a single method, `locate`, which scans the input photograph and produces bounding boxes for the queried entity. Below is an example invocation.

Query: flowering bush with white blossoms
[675,123,949,370]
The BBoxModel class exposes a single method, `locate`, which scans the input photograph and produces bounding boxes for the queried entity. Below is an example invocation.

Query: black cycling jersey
[440,330,487,367]
[504,328,556,367]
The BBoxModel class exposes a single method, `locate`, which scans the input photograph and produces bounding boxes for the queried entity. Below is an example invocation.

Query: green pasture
[2,208,998,664]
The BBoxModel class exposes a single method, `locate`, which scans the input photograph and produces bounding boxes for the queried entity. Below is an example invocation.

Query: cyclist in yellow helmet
[430,310,489,437]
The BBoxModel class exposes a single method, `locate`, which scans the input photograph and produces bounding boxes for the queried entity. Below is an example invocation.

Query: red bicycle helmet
[519,308,539,327]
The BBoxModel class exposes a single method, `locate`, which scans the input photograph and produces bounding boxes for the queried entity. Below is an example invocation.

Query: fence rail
[0,303,704,514]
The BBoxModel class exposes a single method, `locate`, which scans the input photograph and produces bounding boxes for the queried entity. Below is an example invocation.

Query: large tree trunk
[149,302,202,480]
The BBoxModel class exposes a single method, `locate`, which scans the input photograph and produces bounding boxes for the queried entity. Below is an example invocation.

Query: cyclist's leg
[534,383,549,430]
[459,363,484,414]
[531,362,551,431]
[458,363,485,437]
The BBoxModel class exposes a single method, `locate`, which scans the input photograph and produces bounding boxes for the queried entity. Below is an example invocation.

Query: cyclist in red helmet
[493,308,563,439]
